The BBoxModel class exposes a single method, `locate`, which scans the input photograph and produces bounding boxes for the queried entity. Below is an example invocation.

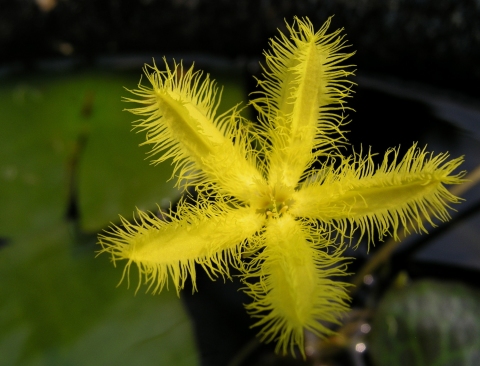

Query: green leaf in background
[1,75,71,237]
[0,70,181,236]
[369,279,480,366]
[0,65,247,365]
[0,223,197,366]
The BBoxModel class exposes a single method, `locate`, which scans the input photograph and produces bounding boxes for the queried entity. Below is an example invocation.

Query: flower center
[264,200,290,218]
[254,185,295,218]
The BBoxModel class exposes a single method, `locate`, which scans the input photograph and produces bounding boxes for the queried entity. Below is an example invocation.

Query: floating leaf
[370,280,480,366]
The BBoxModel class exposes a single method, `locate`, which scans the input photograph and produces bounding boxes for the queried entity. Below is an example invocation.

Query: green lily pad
[0,222,197,366]
[0,75,71,237]
[0,70,180,236]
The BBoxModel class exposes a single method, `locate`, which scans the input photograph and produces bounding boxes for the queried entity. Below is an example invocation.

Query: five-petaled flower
[98,16,465,357]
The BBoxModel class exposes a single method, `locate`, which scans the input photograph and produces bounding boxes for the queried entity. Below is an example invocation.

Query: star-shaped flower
[98,16,465,356]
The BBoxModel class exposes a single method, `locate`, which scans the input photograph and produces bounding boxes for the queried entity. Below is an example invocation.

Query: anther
[279,205,289,215]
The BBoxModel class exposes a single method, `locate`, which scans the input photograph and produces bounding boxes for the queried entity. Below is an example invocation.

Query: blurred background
[1,1,480,365]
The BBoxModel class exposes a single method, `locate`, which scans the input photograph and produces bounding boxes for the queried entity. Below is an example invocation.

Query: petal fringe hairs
[98,16,465,358]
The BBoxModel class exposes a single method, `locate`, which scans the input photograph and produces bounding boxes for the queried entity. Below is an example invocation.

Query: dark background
[1,0,480,99]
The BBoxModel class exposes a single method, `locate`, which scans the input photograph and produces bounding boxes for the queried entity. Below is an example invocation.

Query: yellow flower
[98,16,465,357]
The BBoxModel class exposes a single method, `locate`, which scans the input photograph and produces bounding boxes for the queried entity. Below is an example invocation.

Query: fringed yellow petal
[243,215,350,358]
[98,202,265,295]
[250,16,355,188]
[195,119,269,203]
[291,144,466,244]
[124,59,267,201]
